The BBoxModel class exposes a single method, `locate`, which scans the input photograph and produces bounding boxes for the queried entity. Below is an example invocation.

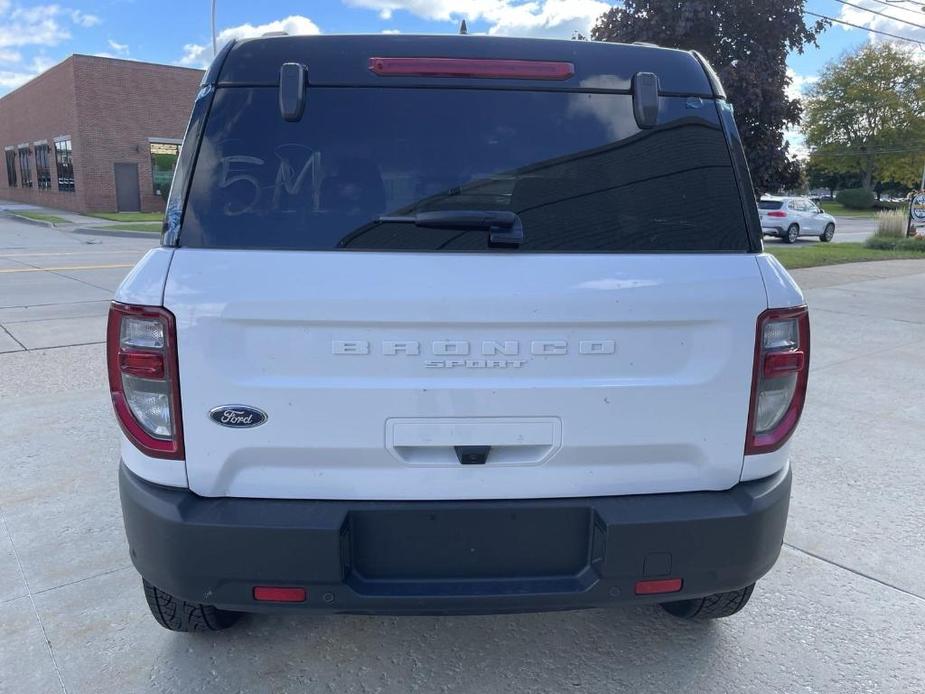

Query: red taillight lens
[767,211,787,218]
[106,302,184,459]
[118,350,165,379]
[745,306,810,455]
[368,57,574,80]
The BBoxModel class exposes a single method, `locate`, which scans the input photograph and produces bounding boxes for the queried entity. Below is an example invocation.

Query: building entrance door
[114,162,141,212]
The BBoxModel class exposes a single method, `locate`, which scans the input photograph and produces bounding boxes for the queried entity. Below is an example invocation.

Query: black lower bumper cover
[119,463,791,614]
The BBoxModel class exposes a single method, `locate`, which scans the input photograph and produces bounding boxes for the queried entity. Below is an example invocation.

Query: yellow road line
[0,263,133,274]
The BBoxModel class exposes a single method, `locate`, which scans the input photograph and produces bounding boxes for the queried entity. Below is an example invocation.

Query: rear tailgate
[166,251,766,500]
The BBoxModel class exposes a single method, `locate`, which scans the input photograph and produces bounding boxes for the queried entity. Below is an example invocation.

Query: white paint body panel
[164,249,772,500]
[113,247,174,306]
[120,432,188,487]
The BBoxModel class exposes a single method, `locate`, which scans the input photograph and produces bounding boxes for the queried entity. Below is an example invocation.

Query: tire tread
[143,579,240,632]
[660,583,755,620]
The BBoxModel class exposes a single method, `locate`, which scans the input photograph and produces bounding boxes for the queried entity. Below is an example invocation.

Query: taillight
[745,307,810,455]
[368,57,575,80]
[106,302,184,459]
[767,211,787,218]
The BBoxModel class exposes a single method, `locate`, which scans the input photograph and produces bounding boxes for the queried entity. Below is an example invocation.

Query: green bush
[836,188,876,209]
[864,235,925,252]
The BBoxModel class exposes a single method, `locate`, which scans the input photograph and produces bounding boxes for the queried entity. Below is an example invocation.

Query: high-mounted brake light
[368,57,574,81]
[745,306,810,455]
[106,302,184,459]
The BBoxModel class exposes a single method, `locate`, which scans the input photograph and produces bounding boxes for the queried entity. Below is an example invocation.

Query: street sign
[910,193,925,238]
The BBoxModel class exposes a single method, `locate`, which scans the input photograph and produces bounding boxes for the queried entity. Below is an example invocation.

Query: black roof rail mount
[632,72,660,129]
[279,62,308,122]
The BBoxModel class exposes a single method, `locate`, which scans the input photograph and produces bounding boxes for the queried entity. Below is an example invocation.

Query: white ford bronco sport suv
[109,35,808,631]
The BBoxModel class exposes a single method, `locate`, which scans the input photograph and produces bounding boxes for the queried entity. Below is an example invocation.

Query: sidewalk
[0,199,160,234]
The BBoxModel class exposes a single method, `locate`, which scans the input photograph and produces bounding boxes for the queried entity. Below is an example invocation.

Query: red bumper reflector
[763,350,805,379]
[368,57,574,80]
[634,578,683,595]
[253,586,306,602]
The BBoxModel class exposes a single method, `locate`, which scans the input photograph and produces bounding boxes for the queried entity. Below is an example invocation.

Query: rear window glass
[181,88,750,252]
[758,200,784,210]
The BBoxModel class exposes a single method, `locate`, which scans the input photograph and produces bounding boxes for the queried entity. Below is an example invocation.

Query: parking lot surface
[1,214,923,693]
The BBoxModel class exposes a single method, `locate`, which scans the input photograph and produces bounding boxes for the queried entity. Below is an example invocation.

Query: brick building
[0,55,203,213]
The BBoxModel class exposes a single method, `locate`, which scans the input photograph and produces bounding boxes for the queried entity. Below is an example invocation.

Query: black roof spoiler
[690,51,726,99]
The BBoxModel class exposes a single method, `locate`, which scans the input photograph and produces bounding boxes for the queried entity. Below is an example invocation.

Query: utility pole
[211,0,217,57]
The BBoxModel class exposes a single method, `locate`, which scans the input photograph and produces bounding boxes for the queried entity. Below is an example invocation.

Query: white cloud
[836,0,925,43]
[0,4,71,48]
[381,29,401,34]
[784,128,809,160]
[70,9,100,27]
[0,47,21,62]
[786,67,818,101]
[108,38,129,55]
[178,15,322,68]
[0,54,59,90]
[344,0,609,37]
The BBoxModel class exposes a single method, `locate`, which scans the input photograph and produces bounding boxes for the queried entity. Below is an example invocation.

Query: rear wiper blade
[376,210,524,247]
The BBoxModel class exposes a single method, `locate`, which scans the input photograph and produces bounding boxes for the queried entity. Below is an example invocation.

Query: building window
[54,138,75,192]
[35,144,51,190]
[4,149,16,187]
[150,141,180,201]
[18,146,33,188]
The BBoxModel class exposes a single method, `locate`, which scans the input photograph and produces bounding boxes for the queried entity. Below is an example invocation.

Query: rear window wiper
[376,210,524,247]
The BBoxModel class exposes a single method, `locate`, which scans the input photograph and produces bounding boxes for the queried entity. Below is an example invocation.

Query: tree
[590,1,825,194]
[804,158,858,198]
[804,43,925,192]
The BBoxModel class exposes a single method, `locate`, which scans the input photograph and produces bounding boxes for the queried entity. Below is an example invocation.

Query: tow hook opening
[455,446,491,465]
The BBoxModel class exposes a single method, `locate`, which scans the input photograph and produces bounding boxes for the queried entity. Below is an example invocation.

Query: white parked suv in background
[108,35,809,632]
[759,196,836,243]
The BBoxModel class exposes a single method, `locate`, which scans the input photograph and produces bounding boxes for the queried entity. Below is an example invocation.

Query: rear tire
[820,223,835,242]
[784,224,799,244]
[143,579,241,632]
[660,583,755,620]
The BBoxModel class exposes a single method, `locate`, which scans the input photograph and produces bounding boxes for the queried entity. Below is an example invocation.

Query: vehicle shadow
[158,606,723,692]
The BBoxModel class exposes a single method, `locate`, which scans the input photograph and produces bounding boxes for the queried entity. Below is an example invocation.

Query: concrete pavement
[0,214,923,693]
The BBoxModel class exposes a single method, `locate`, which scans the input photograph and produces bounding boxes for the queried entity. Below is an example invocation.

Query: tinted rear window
[181,88,750,252]
[758,200,784,210]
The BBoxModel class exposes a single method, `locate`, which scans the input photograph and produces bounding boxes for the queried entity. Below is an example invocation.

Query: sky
[0,0,921,151]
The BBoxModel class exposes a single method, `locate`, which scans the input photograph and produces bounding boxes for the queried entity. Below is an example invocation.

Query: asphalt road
[1,214,923,694]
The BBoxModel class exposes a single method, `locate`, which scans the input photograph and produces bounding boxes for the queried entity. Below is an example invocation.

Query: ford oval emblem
[209,405,267,428]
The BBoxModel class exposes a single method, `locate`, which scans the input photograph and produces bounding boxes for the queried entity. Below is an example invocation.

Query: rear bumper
[119,463,791,614]
[761,226,785,235]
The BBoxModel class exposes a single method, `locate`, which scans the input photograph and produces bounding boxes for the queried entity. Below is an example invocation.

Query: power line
[833,0,925,31]
[876,0,925,12]
[805,10,925,45]
[807,147,925,156]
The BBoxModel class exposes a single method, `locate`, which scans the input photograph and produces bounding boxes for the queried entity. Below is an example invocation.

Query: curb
[2,211,69,228]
